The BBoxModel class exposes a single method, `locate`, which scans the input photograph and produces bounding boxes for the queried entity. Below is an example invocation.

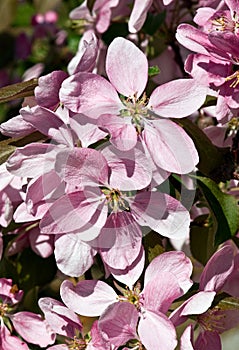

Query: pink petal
[180,325,195,350]
[22,106,74,147]
[28,226,54,258]
[99,302,138,347]
[102,145,152,190]
[0,322,28,350]
[0,278,23,304]
[195,331,221,350]
[7,143,60,178]
[57,148,109,186]
[109,246,145,288]
[128,0,153,33]
[38,297,82,337]
[98,114,138,151]
[106,37,148,98]
[138,310,177,350]
[169,291,216,327]
[59,72,123,116]
[0,113,36,138]
[143,120,199,173]
[54,233,97,276]
[144,251,193,294]
[199,245,234,292]
[69,113,107,147]
[11,312,55,347]
[40,190,105,234]
[68,32,98,75]
[149,79,207,118]
[143,271,181,314]
[35,70,68,109]
[98,212,142,270]
[130,191,191,240]
[60,279,117,317]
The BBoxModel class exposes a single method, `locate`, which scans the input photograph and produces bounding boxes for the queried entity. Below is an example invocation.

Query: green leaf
[17,248,57,291]
[148,65,160,77]
[143,11,166,36]
[190,215,216,265]
[102,22,128,46]
[174,118,234,182]
[0,79,38,104]
[192,175,239,245]
[0,131,47,165]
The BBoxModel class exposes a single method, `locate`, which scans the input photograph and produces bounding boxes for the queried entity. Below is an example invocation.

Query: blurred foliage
[0,0,83,125]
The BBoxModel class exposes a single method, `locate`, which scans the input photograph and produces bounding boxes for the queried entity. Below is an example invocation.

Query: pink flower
[170,245,239,349]
[60,251,192,349]
[60,37,206,174]
[0,278,55,348]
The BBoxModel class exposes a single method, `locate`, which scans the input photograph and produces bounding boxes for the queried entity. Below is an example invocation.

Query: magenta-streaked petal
[138,310,177,350]
[56,148,109,186]
[109,245,145,288]
[176,24,214,55]
[130,191,190,240]
[40,190,104,234]
[143,120,199,173]
[0,322,28,350]
[143,271,181,314]
[195,331,221,350]
[54,234,97,276]
[199,245,234,292]
[22,106,74,147]
[180,325,195,350]
[6,143,61,178]
[35,70,68,109]
[99,302,138,347]
[149,79,206,118]
[209,31,239,59]
[59,72,123,116]
[98,212,142,270]
[102,144,152,190]
[144,251,193,294]
[106,37,148,98]
[60,279,117,317]
[128,0,153,33]
[38,297,82,338]
[11,312,55,347]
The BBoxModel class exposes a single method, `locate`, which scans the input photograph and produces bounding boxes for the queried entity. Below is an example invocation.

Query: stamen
[225,71,239,88]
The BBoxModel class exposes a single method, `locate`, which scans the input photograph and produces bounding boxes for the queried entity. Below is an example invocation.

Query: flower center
[225,70,239,87]
[198,308,227,333]
[118,282,142,311]
[101,187,130,213]
[120,94,149,134]
[210,11,237,33]
[0,301,10,317]
[66,336,87,350]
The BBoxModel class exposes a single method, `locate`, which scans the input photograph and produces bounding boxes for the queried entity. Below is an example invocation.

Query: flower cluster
[0,0,239,349]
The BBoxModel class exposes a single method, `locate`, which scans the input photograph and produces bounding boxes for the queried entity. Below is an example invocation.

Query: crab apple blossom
[60,37,206,174]
[0,278,55,348]
[170,245,239,349]
[39,145,190,276]
[60,251,192,349]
